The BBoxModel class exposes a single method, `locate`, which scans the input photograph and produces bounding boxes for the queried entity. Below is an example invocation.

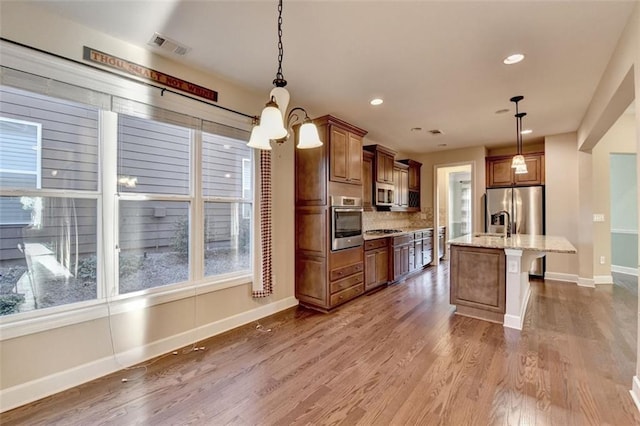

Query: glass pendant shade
[514,164,528,174]
[247,125,272,150]
[270,87,290,119]
[259,100,288,140]
[511,154,526,168]
[297,122,323,149]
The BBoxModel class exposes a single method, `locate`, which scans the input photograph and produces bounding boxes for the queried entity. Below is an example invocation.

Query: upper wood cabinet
[400,159,422,191]
[399,159,421,211]
[393,162,409,209]
[362,150,374,210]
[364,145,396,184]
[313,115,366,186]
[486,153,545,188]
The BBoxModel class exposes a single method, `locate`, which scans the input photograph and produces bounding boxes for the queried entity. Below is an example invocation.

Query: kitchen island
[448,233,577,330]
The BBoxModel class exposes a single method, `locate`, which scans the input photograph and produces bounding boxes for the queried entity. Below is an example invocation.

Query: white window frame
[0,41,256,341]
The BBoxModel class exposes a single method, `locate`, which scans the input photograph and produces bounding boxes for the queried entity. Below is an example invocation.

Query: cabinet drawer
[330,272,364,293]
[392,234,412,246]
[413,231,422,240]
[365,238,388,251]
[423,229,434,238]
[330,262,364,281]
[330,283,364,306]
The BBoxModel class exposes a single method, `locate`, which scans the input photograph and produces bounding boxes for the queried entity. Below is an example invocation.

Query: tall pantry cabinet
[294,115,368,311]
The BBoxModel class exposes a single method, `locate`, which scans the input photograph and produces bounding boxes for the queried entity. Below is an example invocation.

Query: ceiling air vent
[147,32,191,56]
[428,129,444,135]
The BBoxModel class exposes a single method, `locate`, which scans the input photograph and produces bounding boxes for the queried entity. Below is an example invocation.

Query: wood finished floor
[3,262,639,425]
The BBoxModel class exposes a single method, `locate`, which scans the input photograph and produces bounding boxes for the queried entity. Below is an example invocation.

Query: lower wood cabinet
[392,234,412,281]
[449,244,506,323]
[364,238,389,291]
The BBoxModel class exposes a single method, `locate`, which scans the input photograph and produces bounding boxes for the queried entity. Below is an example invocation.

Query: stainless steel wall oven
[330,196,364,251]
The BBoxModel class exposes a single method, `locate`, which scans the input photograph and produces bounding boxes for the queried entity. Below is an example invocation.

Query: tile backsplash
[363,208,434,230]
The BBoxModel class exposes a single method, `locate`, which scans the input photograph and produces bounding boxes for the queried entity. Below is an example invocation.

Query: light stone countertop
[448,233,577,254]
[363,226,434,241]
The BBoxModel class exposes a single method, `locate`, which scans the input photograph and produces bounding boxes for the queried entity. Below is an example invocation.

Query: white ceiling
[28,0,636,154]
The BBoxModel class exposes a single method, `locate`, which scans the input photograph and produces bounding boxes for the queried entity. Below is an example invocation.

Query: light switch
[593,213,605,222]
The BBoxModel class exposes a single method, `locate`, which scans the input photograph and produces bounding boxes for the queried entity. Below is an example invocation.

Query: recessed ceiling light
[370,98,384,106]
[521,129,533,135]
[495,108,510,114]
[411,127,422,132]
[429,129,444,135]
[503,53,525,65]
[437,143,447,147]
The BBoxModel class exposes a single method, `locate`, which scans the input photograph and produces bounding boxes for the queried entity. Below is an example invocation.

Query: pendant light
[509,95,528,174]
[248,0,322,150]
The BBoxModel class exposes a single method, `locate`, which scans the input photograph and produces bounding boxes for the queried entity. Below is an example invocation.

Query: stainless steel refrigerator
[485,186,545,276]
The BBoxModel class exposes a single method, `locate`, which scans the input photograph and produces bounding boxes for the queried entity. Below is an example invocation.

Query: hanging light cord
[273,0,287,87]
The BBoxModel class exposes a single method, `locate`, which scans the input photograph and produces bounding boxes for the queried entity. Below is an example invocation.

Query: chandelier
[510,95,528,175]
[247,0,322,150]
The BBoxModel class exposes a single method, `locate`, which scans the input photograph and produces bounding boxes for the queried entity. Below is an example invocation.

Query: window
[0,86,99,315]
[0,65,254,322]
[202,124,252,277]
[0,117,41,190]
[117,113,192,293]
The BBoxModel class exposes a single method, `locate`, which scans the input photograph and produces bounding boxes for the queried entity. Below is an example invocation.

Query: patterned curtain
[252,150,273,297]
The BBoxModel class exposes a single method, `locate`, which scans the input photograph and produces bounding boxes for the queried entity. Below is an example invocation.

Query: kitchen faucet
[494,210,511,238]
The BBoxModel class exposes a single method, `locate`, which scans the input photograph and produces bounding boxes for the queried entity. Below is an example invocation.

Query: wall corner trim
[630,376,640,413]
[0,296,299,413]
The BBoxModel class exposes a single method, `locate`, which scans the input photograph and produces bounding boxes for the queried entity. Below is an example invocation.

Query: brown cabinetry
[364,145,396,184]
[364,238,389,291]
[449,244,506,323]
[391,234,412,281]
[393,162,409,209]
[295,115,368,312]
[486,153,545,188]
[362,150,374,210]
[400,159,421,211]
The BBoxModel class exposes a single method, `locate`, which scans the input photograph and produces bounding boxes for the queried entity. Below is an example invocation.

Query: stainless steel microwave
[375,183,394,207]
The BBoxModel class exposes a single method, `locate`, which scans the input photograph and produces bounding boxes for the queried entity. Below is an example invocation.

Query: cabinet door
[414,239,423,269]
[400,169,409,207]
[514,154,544,185]
[364,250,377,290]
[329,126,349,183]
[362,152,373,210]
[375,248,389,285]
[486,157,513,187]
[408,163,421,191]
[347,133,362,183]
[393,167,401,206]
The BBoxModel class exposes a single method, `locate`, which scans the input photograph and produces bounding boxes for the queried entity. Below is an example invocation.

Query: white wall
[544,133,580,279]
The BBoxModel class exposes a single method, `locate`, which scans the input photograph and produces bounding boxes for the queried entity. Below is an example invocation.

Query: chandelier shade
[248,0,323,150]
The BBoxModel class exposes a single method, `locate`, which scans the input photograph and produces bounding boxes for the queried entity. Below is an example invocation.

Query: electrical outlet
[593,214,605,222]
[600,256,605,264]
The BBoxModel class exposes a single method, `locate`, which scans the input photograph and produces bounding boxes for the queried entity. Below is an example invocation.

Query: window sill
[0,272,252,341]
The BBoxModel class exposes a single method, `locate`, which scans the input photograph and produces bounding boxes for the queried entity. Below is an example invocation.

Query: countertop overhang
[448,233,577,254]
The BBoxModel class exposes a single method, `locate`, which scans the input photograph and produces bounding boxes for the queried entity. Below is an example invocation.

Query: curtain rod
[0,37,259,121]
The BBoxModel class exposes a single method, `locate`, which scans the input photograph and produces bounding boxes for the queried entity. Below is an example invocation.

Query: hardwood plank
[2,263,639,425]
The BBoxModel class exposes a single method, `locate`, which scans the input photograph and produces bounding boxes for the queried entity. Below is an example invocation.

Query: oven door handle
[333,208,364,213]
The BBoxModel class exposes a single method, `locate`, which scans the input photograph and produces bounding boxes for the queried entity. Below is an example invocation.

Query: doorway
[435,163,473,262]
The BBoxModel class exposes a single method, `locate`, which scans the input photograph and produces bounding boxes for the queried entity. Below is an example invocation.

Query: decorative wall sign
[83,46,218,102]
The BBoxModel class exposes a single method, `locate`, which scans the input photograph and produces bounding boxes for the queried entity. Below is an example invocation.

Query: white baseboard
[503,284,531,331]
[0,296,298,413]
[594,275,613,285]
[577,277,595,288]
[631,376,640,413]
[544,272,578,283]
[612,265,639,277]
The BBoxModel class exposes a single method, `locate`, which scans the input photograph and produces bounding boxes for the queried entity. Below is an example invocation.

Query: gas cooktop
[365,229,405,235]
